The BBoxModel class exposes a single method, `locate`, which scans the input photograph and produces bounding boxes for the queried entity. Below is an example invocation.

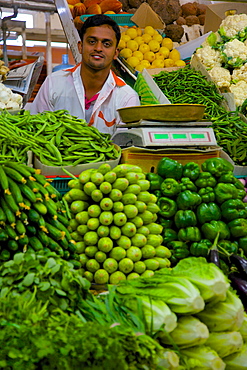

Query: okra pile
[146,157,247,274]
[0,162,80,265]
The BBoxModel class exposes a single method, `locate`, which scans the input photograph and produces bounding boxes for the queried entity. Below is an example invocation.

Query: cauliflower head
[196,44,222,69]
[223,39,247,67]
[229,80,247,107]
[232,63,247,83]
[208,66,231,89]
[219,13,247,40]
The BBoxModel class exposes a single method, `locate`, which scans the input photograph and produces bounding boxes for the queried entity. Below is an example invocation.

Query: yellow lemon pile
[119,25,186,72]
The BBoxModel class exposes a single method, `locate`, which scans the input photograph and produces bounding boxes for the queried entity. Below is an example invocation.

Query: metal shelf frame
[0,0,81,74]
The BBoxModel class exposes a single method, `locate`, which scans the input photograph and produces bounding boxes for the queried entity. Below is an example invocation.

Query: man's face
[78,25,119,71]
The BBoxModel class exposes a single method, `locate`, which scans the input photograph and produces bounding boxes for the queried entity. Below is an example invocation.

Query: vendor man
[26,14,140,135]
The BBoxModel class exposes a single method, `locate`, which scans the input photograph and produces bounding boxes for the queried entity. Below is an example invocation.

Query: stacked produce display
[194,13,247,110]
[118,26,185,71]
[64,163,171,284]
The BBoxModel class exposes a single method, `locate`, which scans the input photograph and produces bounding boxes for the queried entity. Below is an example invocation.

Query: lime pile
[64,164,171,284]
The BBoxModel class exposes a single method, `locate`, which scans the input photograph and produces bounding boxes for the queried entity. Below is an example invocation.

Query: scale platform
[112,121,217,148]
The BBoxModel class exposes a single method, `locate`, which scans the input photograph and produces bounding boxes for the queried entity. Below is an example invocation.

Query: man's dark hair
[79,14,121,46]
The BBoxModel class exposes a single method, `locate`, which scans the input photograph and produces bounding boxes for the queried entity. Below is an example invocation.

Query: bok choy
[205,331,243,358]
[180,345,226,370]
[158,316,209,349]
[223,343,247,370]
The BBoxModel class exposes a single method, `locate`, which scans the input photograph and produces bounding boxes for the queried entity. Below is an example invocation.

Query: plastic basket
[46,176,73,195]
[80,14,136,27]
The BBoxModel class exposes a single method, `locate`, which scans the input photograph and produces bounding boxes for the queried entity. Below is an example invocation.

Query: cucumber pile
[0,162,79,264]
[64,163,171,285]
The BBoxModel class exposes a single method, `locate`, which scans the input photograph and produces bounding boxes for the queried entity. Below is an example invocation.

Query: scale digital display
[150,131,211,143]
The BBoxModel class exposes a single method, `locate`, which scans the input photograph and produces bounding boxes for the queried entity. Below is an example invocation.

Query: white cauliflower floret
[229,80,247,107]
[196,45,222,69]
[220,14,247,39]
[208,66,231,89]
[223,39,247,64]
[232,63,247,83]
[6,100,20,110]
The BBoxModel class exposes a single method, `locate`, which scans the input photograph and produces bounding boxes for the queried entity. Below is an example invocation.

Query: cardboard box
[130,3,165,30]
[204,2,247,34]
[220,150,247,177]
[33,145,121,176]
[121,146,221,173]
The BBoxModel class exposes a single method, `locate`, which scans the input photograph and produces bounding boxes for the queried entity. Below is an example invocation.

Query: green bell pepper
[201,220,230,240]
[228,218,247,238]
[157,197,177,218]
[168,240,190,260]
[201,157,234,177]
[190,239,212,257]
[174,210,197,228]
[198,187,215,203]
[154,190,162,198]
[234,178,246,190]
[146,173,163,191]
[176,190,201,210]
[237,188,247,201]
[157,157,183,180]
[218,171,237,184]
[180,177,197,192]
[160,178,181,197]
[196,202,221,224]
[238,237,247,254]
[178,226,201,242]
[182,162,200,181]
[214,183,239,203]
[159,217,173,229]
[218,239,238,256]
[221,199,247,221]
[162,228,178,245]
[195,172,217,188]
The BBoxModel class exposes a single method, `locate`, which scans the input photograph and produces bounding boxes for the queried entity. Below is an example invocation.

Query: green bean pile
[153,66,226,118]
[0,110,121,166]
[153,66,247,166]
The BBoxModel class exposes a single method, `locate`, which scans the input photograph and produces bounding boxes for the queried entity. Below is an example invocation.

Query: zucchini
[22,198,31,210]
[3,193,20,214]
[48,236,62,252]
[0,249,11,261]
[45,222,65,241]
[0,228,8,241]
[28,236,43,251]
[7,239,19,251]
[42,199,58,218]
[63,250,70,260]
[56,213,69,227]
[47,217,71,241]
[0,165,10,194]
[20,212,29,225]
[33,173,50,185]
[5,162,36,181]
[26,179,40,193]
[0,197,16,226]
[4,225,18,240]
[59,237,69,250]
[8,177,24,205]
[28,209,40,223]
[0,207,7,225]
[18,183,37,203]
[33,202,48,215]
[26,225,37,236]
[4,166,26,184]
[68,241,76,253]
[18,235,29,247]
[15,220,26,236]
[36,230,49,246]
[31,181,50,200]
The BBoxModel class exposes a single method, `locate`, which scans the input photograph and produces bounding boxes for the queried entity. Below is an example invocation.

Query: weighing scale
[112,120,217,148]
